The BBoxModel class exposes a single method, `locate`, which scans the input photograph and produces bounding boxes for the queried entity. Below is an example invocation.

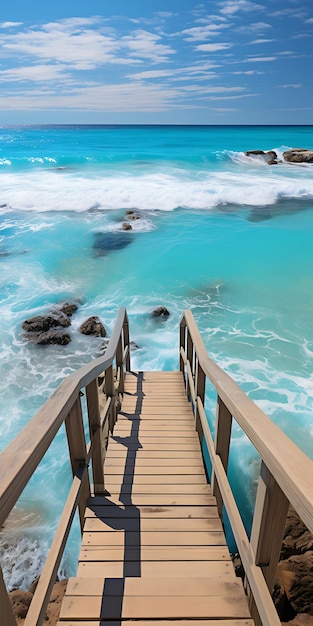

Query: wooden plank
[109,441,200,450]
[60,592,250,620]
[105,484,211,495]
[66,576,243,597]
[114,423,196,431]
[90,496,215,507]
[104,473,208,484]
[120,409,193,416]
[111,434,197,442]
[85,505,219,519]
[83,516,223,532]
[77,560,235,579]
[79,546,230,562]
[104,467,206,476]
[57,619,254,626]
[105,450,203,459]
[105,458,204,467]
[82,530,226,547]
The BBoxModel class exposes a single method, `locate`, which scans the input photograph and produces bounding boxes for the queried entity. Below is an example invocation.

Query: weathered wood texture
[59,371,251,625]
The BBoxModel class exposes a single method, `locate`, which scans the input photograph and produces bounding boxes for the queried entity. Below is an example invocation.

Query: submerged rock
[35,331,71,345]
[121,222,132,231]
[79,316,106,337]
[245,149,278,164]
[283,149,313,163]
[151,306,170,318]
[93,231,133,256]
[58,302,79,317]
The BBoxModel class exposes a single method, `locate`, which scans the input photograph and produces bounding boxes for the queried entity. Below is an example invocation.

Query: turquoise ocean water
[1,125,313,589]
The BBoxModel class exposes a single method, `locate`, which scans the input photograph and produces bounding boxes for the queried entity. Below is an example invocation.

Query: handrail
[0,307,130,626]
[180,309,313,626]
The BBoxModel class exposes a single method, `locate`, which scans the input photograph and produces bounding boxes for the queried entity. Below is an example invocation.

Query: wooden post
[194,361,206,441]
[86,379,105,494]
[105,364,116,433]
[116,335,124,396]
[123,317,131,372]
[179,321,186,376]
[186,331,193,401]
[0,566,16,626]
[212,395,233,516]
[248,461,289,624]
[251,461,289,587]
[65,397,91,531]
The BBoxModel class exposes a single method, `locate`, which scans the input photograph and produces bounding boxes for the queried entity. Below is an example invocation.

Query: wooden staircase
[1,308,312,626]
[58,371,252,625]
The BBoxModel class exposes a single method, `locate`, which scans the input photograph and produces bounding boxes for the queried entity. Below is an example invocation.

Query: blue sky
[0,0,312,124]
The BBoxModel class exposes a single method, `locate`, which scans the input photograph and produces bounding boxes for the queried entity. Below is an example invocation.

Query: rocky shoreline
[245,148,313,165]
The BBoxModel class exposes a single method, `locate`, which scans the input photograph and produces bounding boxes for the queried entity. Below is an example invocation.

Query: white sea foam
[1,166,313,213]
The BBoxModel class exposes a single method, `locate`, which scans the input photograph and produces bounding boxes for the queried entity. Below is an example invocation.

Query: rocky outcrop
[273,506,313,623]
[245,150,278,165]
[79,316,106,337]
[283,149,313,163]
[121,222,132,231]
[125,210,141,220]
[22,313,70,333]
[22,302,79,345]
[151,306,170,318]
[35,330,71,345]
[10,580,67,625]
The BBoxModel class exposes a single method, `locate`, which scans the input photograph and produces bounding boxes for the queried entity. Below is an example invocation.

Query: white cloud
[249,38,274,44]
[219,0,264,16]
[0,21,23,29]
[246,56,276,62]
[0,82,196,112]
[277,83,302,89]
[0,19,175,71]
[127,69,173,80]
[179,23,230,41]
[128,62,218,82]
[232,70,264,74]
[120,30,175,63]
[0,64,72,83]
[306,18,313,23]
[212,107,238,111]
[196,42,232,51]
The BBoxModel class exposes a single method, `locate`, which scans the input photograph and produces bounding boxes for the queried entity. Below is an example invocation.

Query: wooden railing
[0,308,130,626]
[180,309,313,626]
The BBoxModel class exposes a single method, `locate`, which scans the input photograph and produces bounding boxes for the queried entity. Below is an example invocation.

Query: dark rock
[276,552,313,615]
[151,306,170,318]
[274,507,313,621]
[281,507,313,560]
[58,302,78,317]
[283,149,313,163]
[245,149,278,164]
[79,316,106,337]
[9,589,33,619]
[22,314,70,333]
[35,331,71,345]
[121,222,132,231]
[130,341,140,351]
[125,210,136,215]
[93,232,133,256]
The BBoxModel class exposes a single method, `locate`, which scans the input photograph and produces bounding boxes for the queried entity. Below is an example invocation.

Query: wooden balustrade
[180,309,313,626]
[0,308,130,626]
[0,306,312,626]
